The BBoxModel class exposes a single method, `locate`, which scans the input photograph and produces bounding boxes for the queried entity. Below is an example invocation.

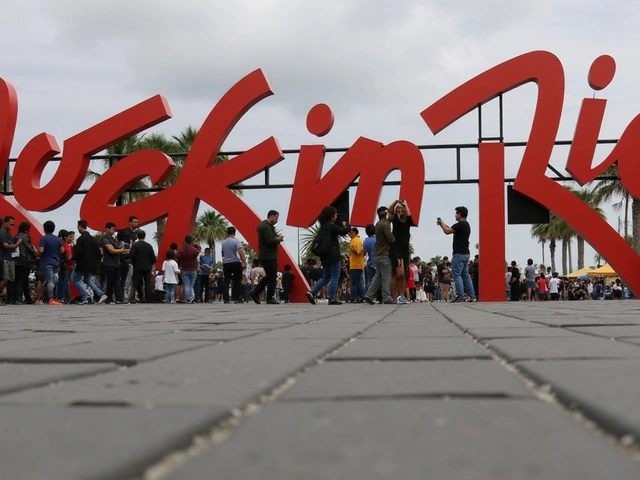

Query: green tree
[192,210,229,264]
[242,242,256,263]
[590,164,640,254]
[87,134,152,205]
[429,255,443,266]
[531,220,559,274]
[572,188,606,269]
[300,222,321,262]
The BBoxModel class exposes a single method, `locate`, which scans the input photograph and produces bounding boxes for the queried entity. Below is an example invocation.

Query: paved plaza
[2,300,640,479]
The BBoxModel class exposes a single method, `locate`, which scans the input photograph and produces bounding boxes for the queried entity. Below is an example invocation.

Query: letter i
[566,55,616,184]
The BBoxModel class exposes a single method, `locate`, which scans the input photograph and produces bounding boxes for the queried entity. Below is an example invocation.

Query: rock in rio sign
[1,51,638,303]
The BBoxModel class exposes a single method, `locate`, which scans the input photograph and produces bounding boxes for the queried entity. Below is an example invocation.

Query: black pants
[223,262,244,301]
[510,281,520,301]
[198,275,210,302]
[15,264,30,303]
[252,258,278,301]
[119,262,130,294]
[131,269,152,303]
[104,265,124,302]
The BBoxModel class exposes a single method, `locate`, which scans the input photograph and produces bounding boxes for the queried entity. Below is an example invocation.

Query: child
[281,264,295,303]
[161,250,181,304]
[406,263,416,302]
[153,271,165,303]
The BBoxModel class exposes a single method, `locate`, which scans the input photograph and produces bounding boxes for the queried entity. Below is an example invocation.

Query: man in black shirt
[388,199,415,304]
[117,216,138,296]
[129,230,157,303]
[438,206,477,303]
[509,260,521,301]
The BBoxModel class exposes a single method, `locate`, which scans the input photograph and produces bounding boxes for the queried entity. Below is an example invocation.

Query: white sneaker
[396,296,409,304]
[97,294,108,305]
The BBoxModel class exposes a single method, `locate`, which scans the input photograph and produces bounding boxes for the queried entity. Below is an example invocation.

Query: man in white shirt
[549,272,560,301]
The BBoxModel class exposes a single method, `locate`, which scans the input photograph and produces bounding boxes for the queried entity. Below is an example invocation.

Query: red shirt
[537,277,549,293]
[62,243,74,271]
[178,245,200,271]
[407,266,415,289]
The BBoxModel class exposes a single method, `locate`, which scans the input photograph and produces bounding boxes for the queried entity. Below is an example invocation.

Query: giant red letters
[2,51,639,302]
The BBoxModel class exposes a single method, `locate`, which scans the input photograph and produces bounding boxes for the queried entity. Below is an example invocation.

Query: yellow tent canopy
[567,266,595,278]
[587,263,617,277]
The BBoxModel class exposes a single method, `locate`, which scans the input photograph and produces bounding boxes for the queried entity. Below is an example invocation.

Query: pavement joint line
[275,392,532,403]
[137,308,399,480]
[431,303,640,463]
[500,356,635,363]
[0,364,120,397]
[0,358,139,367]
[324,356,492,362]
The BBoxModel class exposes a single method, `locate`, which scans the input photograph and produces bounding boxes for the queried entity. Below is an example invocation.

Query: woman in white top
[161,250,181,304]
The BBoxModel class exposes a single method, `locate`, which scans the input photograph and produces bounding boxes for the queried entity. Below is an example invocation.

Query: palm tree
[87,134,152,205]
[531,221,558,273]
[590,165,640,254]
[593,252,603,268]
[242,242,256,263]
[192,210,229,264]
[300,222,321,261]
[429,255,443,266]
[572,188,606,269]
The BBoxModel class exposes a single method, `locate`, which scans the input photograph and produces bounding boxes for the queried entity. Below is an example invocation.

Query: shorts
[525,279,536,289]
[2,260,15,282]
[390,250,410,277]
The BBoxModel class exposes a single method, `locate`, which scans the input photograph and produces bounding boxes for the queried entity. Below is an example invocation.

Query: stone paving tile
[0,331,73,341]
[145,330,258,341]
[0,338,216,365]
[485,336,640,361]
[0,406,227,480]
[0,338,346,409]
[253,323,371,340]
[566,325,640,338]
[0,330,166,354]
[516,359,640,438]
[432,307,540,329]
[279,359,532,401]
[164,400,640,480]
[0,363,117,395]
[330,336,491,360]
[358,325,463,338]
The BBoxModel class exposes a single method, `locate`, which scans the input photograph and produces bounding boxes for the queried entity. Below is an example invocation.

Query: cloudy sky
[2,0,639,269]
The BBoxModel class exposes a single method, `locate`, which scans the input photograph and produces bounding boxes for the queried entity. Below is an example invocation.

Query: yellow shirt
[349,236,365,270]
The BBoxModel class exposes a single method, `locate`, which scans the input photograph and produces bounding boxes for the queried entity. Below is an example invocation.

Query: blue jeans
[365,256,392,302]
[311,261,342,301]
[350,269,365,299]
[42,265,59,301]
[451,253,476,301]
[166,284,176,302]
[365,265,376,292]
[57,269,72,302]
[72,271,104,301]
[182,270,197,301]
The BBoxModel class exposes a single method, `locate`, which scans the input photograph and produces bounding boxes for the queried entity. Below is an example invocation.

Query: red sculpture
[422,51,640,301]
[1,51,639,302]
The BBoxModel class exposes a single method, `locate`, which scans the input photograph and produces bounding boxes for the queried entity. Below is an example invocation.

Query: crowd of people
[506,260,630,301]
[0,207,628,306]
[300,202,477,306]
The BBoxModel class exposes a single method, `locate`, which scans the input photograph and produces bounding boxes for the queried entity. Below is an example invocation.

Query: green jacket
[374,219,395,257]
[257,219,280,259]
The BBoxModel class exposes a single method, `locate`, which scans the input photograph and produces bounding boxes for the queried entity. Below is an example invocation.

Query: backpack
[311,224,331,257]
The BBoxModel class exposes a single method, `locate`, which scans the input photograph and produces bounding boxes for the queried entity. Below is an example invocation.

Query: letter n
[287,138,424,227]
